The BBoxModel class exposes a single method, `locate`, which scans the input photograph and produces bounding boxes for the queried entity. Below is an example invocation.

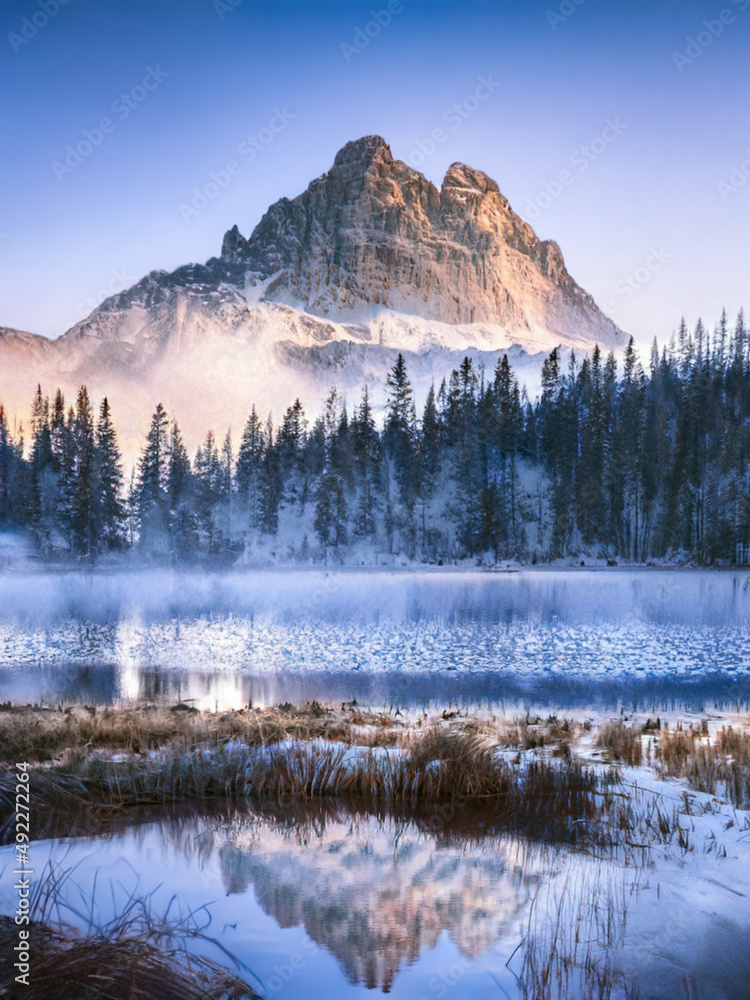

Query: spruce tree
[136,403,170,549]
[93,397,124,551]
[237,406,265,537]
[352,386,381,539]
[384,354,418,549]
[69,386,96,558]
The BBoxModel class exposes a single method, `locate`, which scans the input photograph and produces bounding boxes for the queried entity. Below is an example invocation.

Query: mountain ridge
[0,135,623,454]
[57,134,622,350]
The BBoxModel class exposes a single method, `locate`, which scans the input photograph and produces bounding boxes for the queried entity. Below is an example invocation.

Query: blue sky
[2,0,749,345]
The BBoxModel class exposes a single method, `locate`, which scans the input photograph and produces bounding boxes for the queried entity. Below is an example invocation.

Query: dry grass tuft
[0,701,401,765]
[498,715,580,757]
[596,720,643,767]
[656,722,750,808]
[0,918,258,999]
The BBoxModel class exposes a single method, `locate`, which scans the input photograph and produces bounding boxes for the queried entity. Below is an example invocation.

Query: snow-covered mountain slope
[0,136,623,455]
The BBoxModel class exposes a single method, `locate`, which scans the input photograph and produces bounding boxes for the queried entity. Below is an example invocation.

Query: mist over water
[2,567,750,628]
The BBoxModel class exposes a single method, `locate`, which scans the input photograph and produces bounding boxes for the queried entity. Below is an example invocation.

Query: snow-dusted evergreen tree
[194,430,222,552]
[92,397,124,551]
[0,405,25,526]
[352,386,381,539]
[166,418,196,559]
[260,415,281,535]
[27,386,56,551]
[384,354,418,552]
[136,402,170,550]
[237,406,265,542]
[314,389,349,553]
[67,387,96,558]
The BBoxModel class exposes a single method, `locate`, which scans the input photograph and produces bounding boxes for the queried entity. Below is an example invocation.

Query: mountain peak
[216,137,620,341]
[0,135,624,458]
[443,162,499,195]
[332,135,393,169]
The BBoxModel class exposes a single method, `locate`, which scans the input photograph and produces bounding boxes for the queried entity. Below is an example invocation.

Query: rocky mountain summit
[65,135,620,349]
[213,134,615,340]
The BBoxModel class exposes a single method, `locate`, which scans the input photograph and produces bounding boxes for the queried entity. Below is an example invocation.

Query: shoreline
[2,560,750,577]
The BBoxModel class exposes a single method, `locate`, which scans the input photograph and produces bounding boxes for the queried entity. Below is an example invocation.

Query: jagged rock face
[218,135,617,342]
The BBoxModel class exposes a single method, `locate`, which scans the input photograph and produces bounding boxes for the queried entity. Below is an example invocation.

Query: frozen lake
[1,568,750,709]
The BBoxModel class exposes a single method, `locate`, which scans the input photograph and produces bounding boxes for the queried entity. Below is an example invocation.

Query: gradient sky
[2,0,749,347]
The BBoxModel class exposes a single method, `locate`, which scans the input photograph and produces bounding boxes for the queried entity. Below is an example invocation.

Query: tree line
[1,309,749,566]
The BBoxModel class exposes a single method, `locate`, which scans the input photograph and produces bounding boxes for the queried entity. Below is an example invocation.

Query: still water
[2,809,539,999]
[2,803,748,999]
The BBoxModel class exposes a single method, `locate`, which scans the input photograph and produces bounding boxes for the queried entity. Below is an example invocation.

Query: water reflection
[2,662,750,713]
[219,813,535,991]
[0,806,540,999]
[2,801,749,999]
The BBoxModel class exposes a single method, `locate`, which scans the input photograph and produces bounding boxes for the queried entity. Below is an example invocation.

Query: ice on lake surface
[2,569,750,708]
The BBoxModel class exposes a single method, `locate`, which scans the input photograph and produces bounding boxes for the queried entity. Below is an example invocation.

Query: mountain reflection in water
[218,810,536,991]
[1,804,543,999]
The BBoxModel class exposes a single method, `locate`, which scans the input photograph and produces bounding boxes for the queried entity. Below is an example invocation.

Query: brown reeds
[0,700,399,765]
[655,722,750,808]
[0,919,258,1000]
[519,858,642,1000]
[595,720,644,767]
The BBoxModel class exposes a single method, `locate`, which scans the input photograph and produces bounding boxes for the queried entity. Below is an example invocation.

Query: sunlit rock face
[219,812,537,990]
[232,135,619,345]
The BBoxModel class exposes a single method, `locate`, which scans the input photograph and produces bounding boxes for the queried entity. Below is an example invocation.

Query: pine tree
[69,386,96,558]
[28,386,56,549]
[314,388,349,554]
[352,386,381,539]
[167,419,192,511]
[384,354,418,551]
[237,406,266,538]
[194,430,222,552]
[0,406,8,521]
[92,397,124,551]
[260,415,281,535]
[136,403,170,549]
[166,419,196,560]
[416,384,442,556]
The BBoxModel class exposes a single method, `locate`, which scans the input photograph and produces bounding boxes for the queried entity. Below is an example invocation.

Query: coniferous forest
[1,311,750,567]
